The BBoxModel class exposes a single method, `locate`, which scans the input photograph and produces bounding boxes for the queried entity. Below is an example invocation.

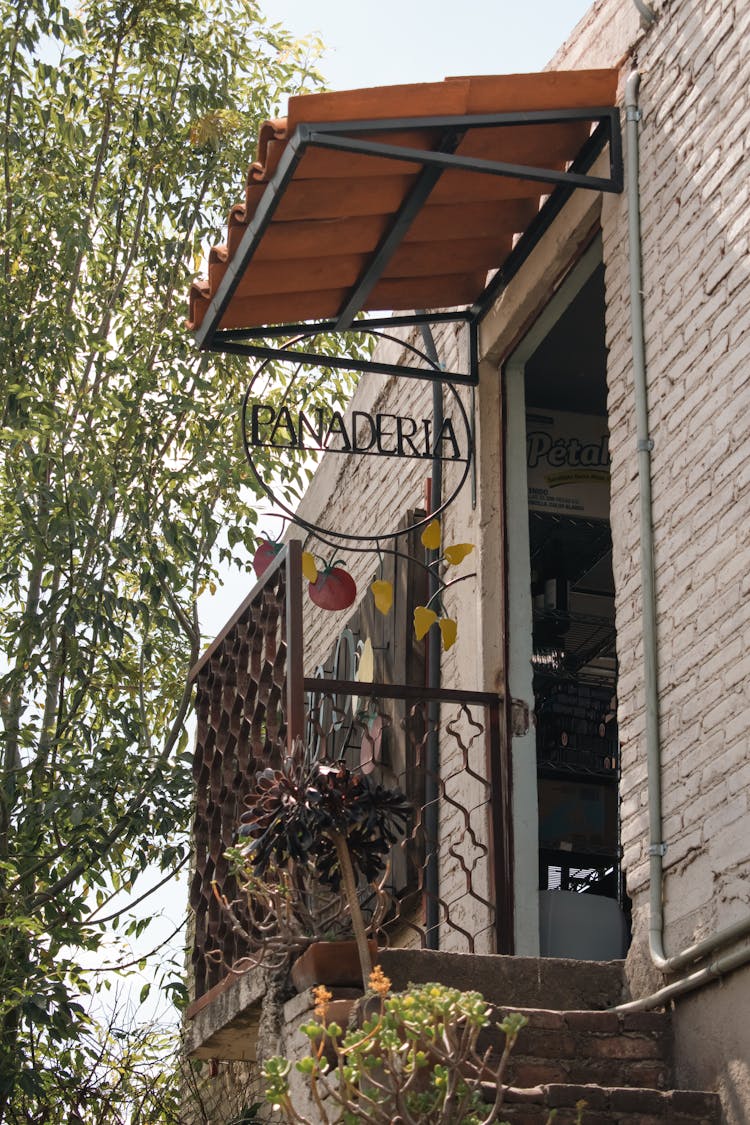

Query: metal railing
[189,542,302,998]
[188,540,512,1002]
[302,679,513,958]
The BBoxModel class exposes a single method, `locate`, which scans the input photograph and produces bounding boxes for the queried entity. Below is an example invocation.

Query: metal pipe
[420,320,443,950]
[631,0,657,28]
[625,68,665,972]
[615,941,750,1013]
[620,69,750,1002]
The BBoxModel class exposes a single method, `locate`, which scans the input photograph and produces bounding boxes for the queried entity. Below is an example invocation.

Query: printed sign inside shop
[526,410,610,520]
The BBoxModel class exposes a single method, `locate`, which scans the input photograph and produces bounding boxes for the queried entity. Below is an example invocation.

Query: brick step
[481,1006,672,1090]
[488,1083,722,1124]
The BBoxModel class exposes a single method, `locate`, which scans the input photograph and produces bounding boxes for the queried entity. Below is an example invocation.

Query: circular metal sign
[241,329,473,545]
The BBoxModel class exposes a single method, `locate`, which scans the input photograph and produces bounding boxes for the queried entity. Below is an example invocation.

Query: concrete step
[482,1006,672,1090]
[357,951,721,1123]
[377,948,626,1010]
[491,1083,722,1124]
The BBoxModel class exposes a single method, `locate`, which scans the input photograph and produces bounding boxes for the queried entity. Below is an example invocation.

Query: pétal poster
[526,410,610,520]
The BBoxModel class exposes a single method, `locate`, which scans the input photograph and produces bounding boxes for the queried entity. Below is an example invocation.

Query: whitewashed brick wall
[587,0,750,968]
[296,321,478,679]
[196,4,750,1116]
[295,320,494,952]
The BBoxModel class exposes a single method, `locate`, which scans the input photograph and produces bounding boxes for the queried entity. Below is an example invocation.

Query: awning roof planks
[188,70,622,381]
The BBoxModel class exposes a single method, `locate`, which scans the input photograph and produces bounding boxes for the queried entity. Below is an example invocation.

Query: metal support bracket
[209,312,479,385]
[196,104,624,379]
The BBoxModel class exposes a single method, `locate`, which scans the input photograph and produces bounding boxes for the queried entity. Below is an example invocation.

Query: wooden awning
[189,70,620,346]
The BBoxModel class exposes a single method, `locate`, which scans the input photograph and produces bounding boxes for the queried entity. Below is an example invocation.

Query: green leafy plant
[238,742,411,983]
[263,970,529,1125]
[226,1103,264,1125]
[0,0,338,1116]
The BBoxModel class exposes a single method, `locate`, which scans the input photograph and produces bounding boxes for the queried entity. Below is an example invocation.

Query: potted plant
[212,852,367,977]
[237,740,411,988]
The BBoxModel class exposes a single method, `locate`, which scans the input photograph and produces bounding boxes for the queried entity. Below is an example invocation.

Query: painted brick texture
[294,321,494,953]
[296,322,475,678]
[593,0,750,964]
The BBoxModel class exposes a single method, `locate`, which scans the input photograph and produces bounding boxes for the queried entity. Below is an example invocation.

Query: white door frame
[503,239,603,955]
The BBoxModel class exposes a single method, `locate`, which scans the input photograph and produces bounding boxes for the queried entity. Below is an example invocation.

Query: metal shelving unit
[529,512,625,909]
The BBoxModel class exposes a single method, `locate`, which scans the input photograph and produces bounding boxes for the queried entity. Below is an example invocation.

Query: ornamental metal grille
[188,541,511,1004]
[301,682,512,958]
[189,544,303,998]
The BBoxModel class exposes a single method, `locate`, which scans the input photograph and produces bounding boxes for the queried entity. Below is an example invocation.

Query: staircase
[376,949,722,1124]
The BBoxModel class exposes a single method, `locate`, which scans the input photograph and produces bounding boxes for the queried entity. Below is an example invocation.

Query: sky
[115,0,597,1026]
[260,0,594,92]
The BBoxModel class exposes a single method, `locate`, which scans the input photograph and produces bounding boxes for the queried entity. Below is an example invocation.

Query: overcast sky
[260,0,594,91]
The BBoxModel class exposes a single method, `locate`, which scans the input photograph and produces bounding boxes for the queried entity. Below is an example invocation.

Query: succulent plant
[264,972,530,1125]
[239,749,410,888]
[211,854,364,976]
[239,741,411,982]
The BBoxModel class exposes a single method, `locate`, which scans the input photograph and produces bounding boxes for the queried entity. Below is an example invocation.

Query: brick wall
[188,4,750,1118]
[289,0,750,1002]
[294,321,496,953]
[296,323,476,678]
[551,0,750,1113]
[590,0,750,955]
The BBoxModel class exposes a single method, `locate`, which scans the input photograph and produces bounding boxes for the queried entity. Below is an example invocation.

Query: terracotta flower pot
[291,938,378,993]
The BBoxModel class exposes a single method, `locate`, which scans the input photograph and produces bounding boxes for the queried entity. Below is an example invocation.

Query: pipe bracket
[626,107,642,122]
[649,842,668,857]
[637,438,654,451]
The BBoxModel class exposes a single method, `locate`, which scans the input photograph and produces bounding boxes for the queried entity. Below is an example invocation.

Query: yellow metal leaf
[420,519,441,550]
[438,617,458,651]
[302,552,318,583]
[414,605,438,641]
[444,543,475,566]
[371,579,393,615]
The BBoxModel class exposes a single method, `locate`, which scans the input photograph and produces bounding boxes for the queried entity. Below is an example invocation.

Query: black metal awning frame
[195,106,623,385]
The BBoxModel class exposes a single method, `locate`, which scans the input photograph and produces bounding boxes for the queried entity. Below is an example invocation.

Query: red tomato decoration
[252,539,282,578]
[308,566,357,611]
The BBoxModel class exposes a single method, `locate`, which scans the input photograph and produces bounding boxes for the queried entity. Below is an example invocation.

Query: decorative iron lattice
[188,541,512,1003]
[302,681,512,958]
[189,542,304,998]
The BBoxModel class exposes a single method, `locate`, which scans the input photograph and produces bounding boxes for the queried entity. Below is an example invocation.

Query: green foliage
[5,1006,186,1124]
[0,0,336,1118]
[263,978,529,1125]
[226,1102,264,1125]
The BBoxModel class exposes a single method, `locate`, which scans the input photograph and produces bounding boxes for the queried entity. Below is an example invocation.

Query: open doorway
[504,239,630,960]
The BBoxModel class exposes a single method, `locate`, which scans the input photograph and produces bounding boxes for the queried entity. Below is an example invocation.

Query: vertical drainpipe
[624,69,668,968]
[625,65,750,980]
[631,0,656,28]
[420,321,442,949]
